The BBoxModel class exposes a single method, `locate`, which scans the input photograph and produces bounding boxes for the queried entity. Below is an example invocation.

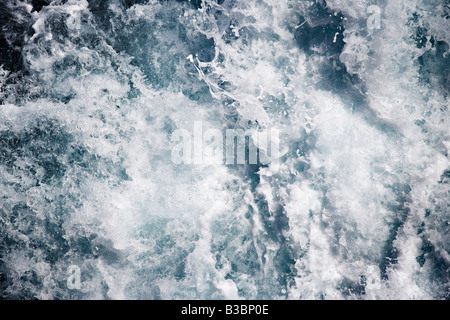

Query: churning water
[0,0,449,299]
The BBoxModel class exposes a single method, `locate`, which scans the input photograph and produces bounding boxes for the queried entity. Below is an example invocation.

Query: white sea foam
[0,0,447,299]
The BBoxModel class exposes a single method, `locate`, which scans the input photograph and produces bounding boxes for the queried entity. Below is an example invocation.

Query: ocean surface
[0,0,449,299]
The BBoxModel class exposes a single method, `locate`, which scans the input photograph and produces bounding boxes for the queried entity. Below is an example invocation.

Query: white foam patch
[325,0,369,19]
[333,0,449,298]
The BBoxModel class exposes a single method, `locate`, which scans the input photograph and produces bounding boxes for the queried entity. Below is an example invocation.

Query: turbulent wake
[0,0,449,299]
